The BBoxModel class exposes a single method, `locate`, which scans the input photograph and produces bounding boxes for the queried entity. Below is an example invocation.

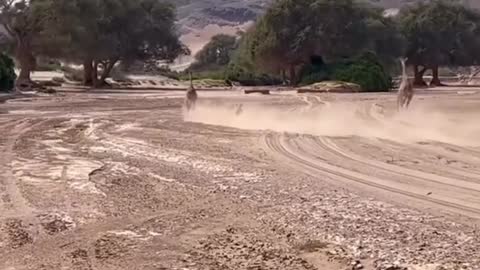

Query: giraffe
[397,57,414,110]
[184,72,197,111]
[235,103,243,116]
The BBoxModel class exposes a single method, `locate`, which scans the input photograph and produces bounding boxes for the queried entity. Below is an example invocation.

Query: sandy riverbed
[1,86,480,270]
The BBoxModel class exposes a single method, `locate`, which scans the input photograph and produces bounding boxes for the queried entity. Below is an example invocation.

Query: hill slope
[172,0,477,69]
[175,0,478,35]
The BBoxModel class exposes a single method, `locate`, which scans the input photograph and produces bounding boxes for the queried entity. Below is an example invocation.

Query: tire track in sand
[262,133,480,221]
[367,101,480,161]
[298,136,480,207]
[0,118,45,218]
[315,137,480,184]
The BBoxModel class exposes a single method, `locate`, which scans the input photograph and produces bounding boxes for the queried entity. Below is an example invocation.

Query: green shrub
[225,63,281,86]
[300,70,329,85]
[299,59,334,86]
[0,53,16,92]
[298,52,392,92]
[332,52,392,92]
[180,70,225,81]
[156,67,181,80]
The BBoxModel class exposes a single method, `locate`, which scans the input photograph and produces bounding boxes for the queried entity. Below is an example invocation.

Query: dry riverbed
[1,87,480,270]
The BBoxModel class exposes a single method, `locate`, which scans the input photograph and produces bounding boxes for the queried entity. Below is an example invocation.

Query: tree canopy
[240,0,403,84]
[0,0,187,87]
[2,0,480,91]
[0,52,15,91]
[191,34,238,70]
[52,0,187,86]
[0,0,55,83]
[399,0,480,86]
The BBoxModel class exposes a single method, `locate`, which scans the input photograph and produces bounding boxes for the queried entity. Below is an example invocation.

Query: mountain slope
[175,0,269,35]
[175,0,478,36]
[172,0,478,69]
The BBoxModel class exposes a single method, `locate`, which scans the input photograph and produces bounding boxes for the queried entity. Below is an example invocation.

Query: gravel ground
[0,88,480,270]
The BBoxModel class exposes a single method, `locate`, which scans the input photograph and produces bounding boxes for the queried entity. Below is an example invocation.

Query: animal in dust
[184,72,197,111]
[397,57,414,110]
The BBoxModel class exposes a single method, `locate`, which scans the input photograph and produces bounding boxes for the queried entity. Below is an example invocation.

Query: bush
[225,63,282,86]
[156,66,181,80]
[332,52,392,92]
[178,63,282,86]
[180,70,225,81]
[300,70,329,85]
[0,53,16,92]
[191,79,229,88]
[298,52,392,92]
[299,57,333,86]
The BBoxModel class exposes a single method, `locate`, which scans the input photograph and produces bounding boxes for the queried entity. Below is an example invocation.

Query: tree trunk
[17,63,31,83]
[281,69,287,85]
[94,59,117,88]
[289,65,296,86]
[15,42,35,85]
[430,65,444,86]
[91,61,99,88]
[83,58,93,86]
[413,65,428,87]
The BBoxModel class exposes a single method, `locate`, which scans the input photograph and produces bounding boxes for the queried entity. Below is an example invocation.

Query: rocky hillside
[174,0,478,35]
[174,0,269,35]
[171,0,477,69]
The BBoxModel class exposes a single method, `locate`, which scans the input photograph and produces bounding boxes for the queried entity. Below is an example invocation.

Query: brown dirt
[0,87,480,270]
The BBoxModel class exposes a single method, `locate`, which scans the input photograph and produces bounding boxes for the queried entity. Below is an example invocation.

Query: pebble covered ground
[0,90,479,269]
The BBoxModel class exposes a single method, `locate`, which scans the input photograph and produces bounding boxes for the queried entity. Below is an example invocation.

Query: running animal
[184,72,197,111]
[397,57,414,110]
[235,104,243,116]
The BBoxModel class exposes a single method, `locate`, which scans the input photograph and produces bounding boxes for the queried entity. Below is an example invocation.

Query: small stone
[327,250,337,256]
[350,260,364,270]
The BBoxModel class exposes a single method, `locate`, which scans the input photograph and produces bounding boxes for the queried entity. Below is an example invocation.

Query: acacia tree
[364,8,405,70]
[249,0,317,83]
[225,29,266,84]
[245,0,402,85]
[399,0,480,86]
[53,0,187,87]
[0,0,53,84]
[192,34,238,70]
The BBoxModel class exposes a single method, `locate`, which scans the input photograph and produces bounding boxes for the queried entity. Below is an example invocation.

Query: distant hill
[175,0,478,35]
[174,0,268,34]
[171,0,478,69]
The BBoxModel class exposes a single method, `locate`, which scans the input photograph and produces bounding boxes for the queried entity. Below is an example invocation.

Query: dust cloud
[184,99,480,147]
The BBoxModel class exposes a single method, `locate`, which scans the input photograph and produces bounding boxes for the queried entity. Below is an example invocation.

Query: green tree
[191,34,238,70]
[53,0,187,87]
[399,0,480,86]
[243,0,402,85]
[332,52,392,92]
[249,0,317,83]
[363,8,405,71]
[0,0,54,84]
[0,52,15,91]
[225,29,282,86]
